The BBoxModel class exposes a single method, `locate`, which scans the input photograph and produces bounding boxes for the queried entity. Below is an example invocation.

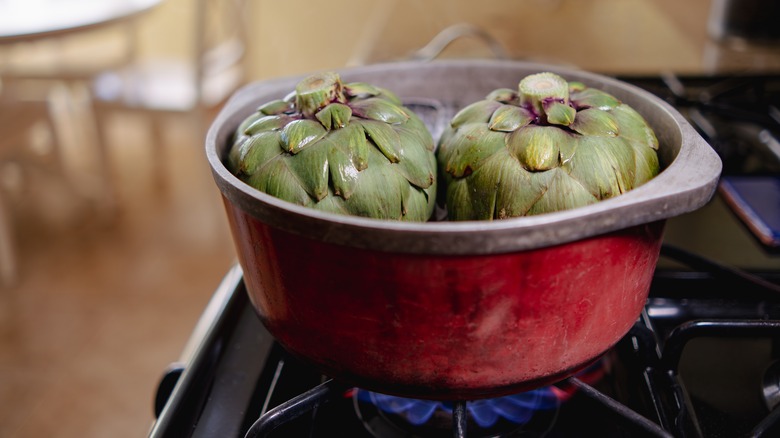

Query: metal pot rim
[206,59,722,255]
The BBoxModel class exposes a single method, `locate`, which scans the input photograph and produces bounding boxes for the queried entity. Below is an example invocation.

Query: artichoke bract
[437,72,660,220]
[227,72,437,221]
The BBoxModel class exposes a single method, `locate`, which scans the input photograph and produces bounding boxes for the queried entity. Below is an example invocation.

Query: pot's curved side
[225,198,664,400]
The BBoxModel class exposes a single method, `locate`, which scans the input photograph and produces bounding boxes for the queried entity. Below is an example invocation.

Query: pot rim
[206,59,722,255]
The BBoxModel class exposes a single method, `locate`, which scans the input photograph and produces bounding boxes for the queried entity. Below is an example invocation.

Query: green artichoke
[437,72,660,220]
[227,72,437,221]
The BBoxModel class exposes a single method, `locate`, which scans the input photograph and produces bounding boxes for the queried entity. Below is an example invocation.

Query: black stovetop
[149,73,780,438]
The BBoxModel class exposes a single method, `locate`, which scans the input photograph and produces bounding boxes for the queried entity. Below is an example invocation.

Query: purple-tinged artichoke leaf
[350,98,409,124]
[258,99,293,115]
[315,103,352,130]
[507,125,565,171]
[564,136,636,198]
[439,124,505,178]
[570,88,620,111]
[486,88,517,104]
[544,101,576,126]
[285,141,329,201]
[280,119,327,154]
[528,168,599,215]
[570,109,619,137]
[237,131,284,175]
[450,100,502,129]
[359,120,401,163]
[488,105,533,132]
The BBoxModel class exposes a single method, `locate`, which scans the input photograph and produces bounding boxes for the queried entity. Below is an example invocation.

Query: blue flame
[357,386,561,427]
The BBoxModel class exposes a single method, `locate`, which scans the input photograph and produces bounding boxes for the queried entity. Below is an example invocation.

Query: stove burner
[353,388,559,438]
[356,388,560,428]
[351,360,612,437]
[352,388,559,438]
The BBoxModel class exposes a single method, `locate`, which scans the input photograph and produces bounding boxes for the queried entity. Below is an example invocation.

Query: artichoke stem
[295,72,347,118]
[519,72,569,116]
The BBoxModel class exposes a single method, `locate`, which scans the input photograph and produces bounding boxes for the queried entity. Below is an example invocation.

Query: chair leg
[0,189,18,288]
[151,116,168,192]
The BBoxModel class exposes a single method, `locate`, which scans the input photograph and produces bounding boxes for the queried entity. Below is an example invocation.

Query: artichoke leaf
[328,123,369,171]
[281,119,327,154]
[544,101,576,126]
[631,139,661,186]
[493,152,556,218]
[359,120,401,163]
[486,88,517,104]
[570,109,619,137]
[568,81,587,92]
[377,88,403,105]
[245,158,311,206]
[315,103,352,130]
[310,190,350,216]
[439,124,505,178]
[464,160,501,220]
[227,137,242,173]
[612,104,659,150]
[236,131,284,175]
[570,88,620,111]
[236,112,264,137]
[394,132,436,189]
[507,125,567,171]
[324,136,361,200]
[350,98,409,124]
[400,184,434,222]
[285,141,329,201]
[245,115,295,136]
[488,105,533,132]
[528,168,599,215]
[450,100,502,129]
[341,147,406,218]
[395,113,436,152]
[343,82,381,98]
[565,136,636,198]
[258,99,293,115]
[445,178,476,221]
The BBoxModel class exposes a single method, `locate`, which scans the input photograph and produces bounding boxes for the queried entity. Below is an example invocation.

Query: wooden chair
[90,0,249,189]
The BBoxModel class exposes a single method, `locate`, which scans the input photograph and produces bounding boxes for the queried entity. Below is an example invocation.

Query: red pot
[206,60,722,400]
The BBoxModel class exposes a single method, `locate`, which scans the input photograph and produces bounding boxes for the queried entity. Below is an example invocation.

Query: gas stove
[149,74,780,438]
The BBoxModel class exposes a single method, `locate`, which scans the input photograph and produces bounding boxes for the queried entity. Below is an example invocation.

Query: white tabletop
[0,0,162,43]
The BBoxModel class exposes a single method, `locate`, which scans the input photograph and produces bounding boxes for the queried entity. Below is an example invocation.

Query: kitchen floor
[0,110,237,437]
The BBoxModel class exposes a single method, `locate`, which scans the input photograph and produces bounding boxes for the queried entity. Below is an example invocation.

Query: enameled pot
[206,60,722,400]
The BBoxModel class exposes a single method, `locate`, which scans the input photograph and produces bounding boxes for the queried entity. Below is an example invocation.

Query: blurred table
[0,0,161,43]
